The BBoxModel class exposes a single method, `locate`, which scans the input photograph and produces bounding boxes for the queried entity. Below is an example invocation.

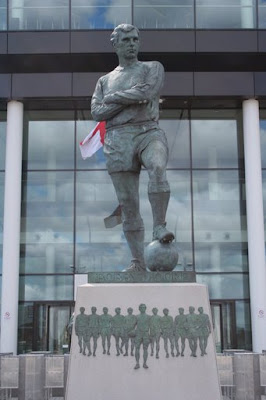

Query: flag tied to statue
[79,121,106,159]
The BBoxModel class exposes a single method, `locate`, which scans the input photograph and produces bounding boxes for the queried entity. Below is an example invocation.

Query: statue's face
[91,307,96,314]
[179,308,184,315]
[152,308,158,315]
[128,308,133,314]
[115,308,121,314]
[163,308,169,316]
[139,304,146,313]
[114,29,140,60]
[103,307,108,314]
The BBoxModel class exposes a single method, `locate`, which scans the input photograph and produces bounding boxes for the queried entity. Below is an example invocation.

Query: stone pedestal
[66,283,221,400]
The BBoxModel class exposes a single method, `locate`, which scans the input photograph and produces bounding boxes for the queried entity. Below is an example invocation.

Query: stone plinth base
[66,283,221,400]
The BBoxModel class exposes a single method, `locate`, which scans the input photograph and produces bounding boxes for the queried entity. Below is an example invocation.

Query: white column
[0,101,24,355]
[243,99,266,352]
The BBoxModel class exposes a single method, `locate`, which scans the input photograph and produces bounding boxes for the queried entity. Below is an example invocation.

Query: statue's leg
[131,338,135,356]
[110,172,145,271]
[175,335,180,356]
[156,334,160,358]
[143,341,149,368]
[134,342,141,369]
[150,337,154,355]
[141,140,174,243]
[181,337,186,356]
[93,335,97,356]
[101,333,106,354]
[107,333,111,355]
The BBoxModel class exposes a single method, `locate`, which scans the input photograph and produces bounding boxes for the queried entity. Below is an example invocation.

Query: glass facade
[2,0,266,30]
[134,0,194,29]
[9,0,69,30]
[71,0,131,29]
[196,0,256,29]
[16,108,251,352]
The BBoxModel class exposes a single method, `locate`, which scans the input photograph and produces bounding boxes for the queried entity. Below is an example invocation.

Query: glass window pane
[191,110,242,168]
[160,110,190,168]
[75,170,130,272]
[193,170,248,272]
[260,110,266,168]
[71,0,131,29]
[20,171,74,274]
[196,0,256,29]
[197,273,250,299]
[23,111,75,170]
[0,113,6,170]
[0,173,4,274]
[76,169,192,272]
[259,0,266,28]
[0,0,7,30]
[19,275,73,301]
[235,300,252,350]
[134,0,194,29]
[18,303,34,354]
[9,0,69,30]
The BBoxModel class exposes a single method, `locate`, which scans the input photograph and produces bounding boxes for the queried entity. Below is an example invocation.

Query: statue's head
[110,24,140,60]
[139,303,146,313]
[103,307,108,314]
[91,306,97,314]
[198,307,203,314]
[115,307,121,314]
[178,307,184,314]
[110,24,139,46]
[152,307,158,315]
[189,306,195,314]
[163,308,169,316]
[80,307,85,313]
[127,307,133,314]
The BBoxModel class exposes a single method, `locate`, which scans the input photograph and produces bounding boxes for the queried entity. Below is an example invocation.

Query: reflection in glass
[259,0,266,28]
[20,171,74,274]
[71,0,131,29]
[9,0,69,30]
[35,304,73,353]
[193,170,247,272]
[196,0,255,29]
[0,0,6,30]
[159,110,190,168]
[18,303,34,354]
[19,275,73,301]
[197,273,250,299]
[134,0,194,29]
[235,300,252,350]
[191,110,241,168]
[23,111,75,170]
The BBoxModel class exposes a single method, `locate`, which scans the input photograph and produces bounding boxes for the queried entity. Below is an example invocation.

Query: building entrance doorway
[33,302,74,354]
[210,301,236,353]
